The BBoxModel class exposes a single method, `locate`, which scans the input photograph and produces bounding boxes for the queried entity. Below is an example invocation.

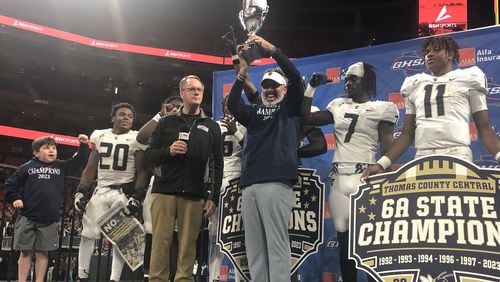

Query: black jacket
[145,108,223,204]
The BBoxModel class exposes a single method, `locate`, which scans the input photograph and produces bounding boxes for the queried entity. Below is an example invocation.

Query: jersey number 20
[99,142,130,171]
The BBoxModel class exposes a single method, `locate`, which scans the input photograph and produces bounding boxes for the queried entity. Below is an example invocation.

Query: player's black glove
[74,187,90,213]
[125,188,146,218]
[221,26,238,56]
[309,73,332,88]
[126,196,142,216]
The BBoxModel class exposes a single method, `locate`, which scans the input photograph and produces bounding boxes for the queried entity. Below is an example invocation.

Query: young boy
[5,134,89,282]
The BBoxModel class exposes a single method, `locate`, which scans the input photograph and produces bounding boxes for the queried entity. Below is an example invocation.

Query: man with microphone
[145,74,224,282]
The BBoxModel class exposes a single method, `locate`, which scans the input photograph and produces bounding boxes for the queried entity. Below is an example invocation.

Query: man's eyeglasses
[182,87,204,93]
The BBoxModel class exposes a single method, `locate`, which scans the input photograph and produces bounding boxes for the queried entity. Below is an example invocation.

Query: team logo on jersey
[457,47,475,67]
[217,168,324,281]
[391,51,426,76]
[350,155,500,281]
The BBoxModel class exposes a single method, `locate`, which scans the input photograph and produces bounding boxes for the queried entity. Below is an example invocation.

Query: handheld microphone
[179,124,190,142]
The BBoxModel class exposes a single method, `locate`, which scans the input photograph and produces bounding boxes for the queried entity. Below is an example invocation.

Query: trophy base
[239,41,265,63]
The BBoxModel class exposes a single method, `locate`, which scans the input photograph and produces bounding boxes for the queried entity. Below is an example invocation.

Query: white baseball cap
[261,71,287,86]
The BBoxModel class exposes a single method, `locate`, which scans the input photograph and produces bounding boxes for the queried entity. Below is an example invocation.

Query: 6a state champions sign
[351,155,500,282]
[217,168,324,281]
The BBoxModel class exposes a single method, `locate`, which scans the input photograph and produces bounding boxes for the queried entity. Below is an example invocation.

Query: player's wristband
[233,131,244,142]
[237,72,247,81]
[152,112,162,122]
[376,156,392,170]
[304,84,316,98]
[495,152,500,162]
[232,55,240,64]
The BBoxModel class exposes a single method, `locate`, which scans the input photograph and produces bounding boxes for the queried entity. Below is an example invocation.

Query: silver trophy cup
[238,0,269,63]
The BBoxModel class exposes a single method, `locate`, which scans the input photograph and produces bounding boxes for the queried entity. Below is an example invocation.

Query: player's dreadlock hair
[422,35,460,65]
[362,62,377,98]
[111,102,136,118]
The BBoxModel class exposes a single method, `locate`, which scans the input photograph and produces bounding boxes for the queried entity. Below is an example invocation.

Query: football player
[302,62,398,281]
[74,102,148,282]
[363,35,500,176]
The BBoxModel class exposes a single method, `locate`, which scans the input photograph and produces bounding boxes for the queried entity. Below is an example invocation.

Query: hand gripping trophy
[238,0,269,63]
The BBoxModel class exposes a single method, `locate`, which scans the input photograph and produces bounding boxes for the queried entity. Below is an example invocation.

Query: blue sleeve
[61,142,90,172]
[5,167,26,204]
[227,79,253,127]
[271,48,305,116]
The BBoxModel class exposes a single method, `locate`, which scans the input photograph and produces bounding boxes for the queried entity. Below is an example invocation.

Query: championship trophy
[238,0,269,63]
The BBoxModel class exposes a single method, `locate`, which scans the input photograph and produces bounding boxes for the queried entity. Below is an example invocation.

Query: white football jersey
[90,129,147,187]
[218,121,246,173]
[326,98,399,164]
[401,66,488,149]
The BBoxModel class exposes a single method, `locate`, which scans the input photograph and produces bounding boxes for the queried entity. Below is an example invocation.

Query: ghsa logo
[486,77,500,100]
[391,51,426,76]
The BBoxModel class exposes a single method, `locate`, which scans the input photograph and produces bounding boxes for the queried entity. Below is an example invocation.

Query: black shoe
[77,278,90,282]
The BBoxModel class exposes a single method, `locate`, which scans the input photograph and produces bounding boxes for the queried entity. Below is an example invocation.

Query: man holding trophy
[226,2,305,281]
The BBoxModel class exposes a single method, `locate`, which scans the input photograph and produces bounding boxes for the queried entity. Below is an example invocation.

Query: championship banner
[350,155,500,281]
[217,168,324,281]
[97,203,146,271]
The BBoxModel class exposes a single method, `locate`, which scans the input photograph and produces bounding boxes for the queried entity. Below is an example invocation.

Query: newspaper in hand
[97,202,145,271]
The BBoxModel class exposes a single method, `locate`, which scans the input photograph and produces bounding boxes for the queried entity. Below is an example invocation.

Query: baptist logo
[486,77,500,99]
[388,93,404,109]
[326,67,341,84]
[222,83,233,97]
[391,51,426,76]
[458,48,475,67]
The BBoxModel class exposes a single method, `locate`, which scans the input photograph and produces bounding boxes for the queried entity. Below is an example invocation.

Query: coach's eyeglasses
[182,87,204,93]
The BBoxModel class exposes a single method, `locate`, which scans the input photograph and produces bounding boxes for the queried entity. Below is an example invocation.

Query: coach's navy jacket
[5,143,89,223]
[145,108,223,204]
[227,48,304,187]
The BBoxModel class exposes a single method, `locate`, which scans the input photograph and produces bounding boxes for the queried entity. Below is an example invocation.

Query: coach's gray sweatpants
[241,182,293,282]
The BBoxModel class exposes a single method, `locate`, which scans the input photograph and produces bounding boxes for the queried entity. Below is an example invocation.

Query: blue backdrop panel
[212,26,500,281]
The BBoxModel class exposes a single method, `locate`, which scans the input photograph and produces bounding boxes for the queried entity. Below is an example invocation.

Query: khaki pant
[149,194,204,282]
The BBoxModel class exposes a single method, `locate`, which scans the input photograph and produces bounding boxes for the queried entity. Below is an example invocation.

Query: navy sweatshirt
[227,48,305,187]
[5,143,89,223]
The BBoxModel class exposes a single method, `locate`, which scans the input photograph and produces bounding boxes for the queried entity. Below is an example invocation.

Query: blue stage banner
[212,26,500,282]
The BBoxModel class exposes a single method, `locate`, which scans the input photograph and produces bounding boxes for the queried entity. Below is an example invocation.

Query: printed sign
[350,155,500,281]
